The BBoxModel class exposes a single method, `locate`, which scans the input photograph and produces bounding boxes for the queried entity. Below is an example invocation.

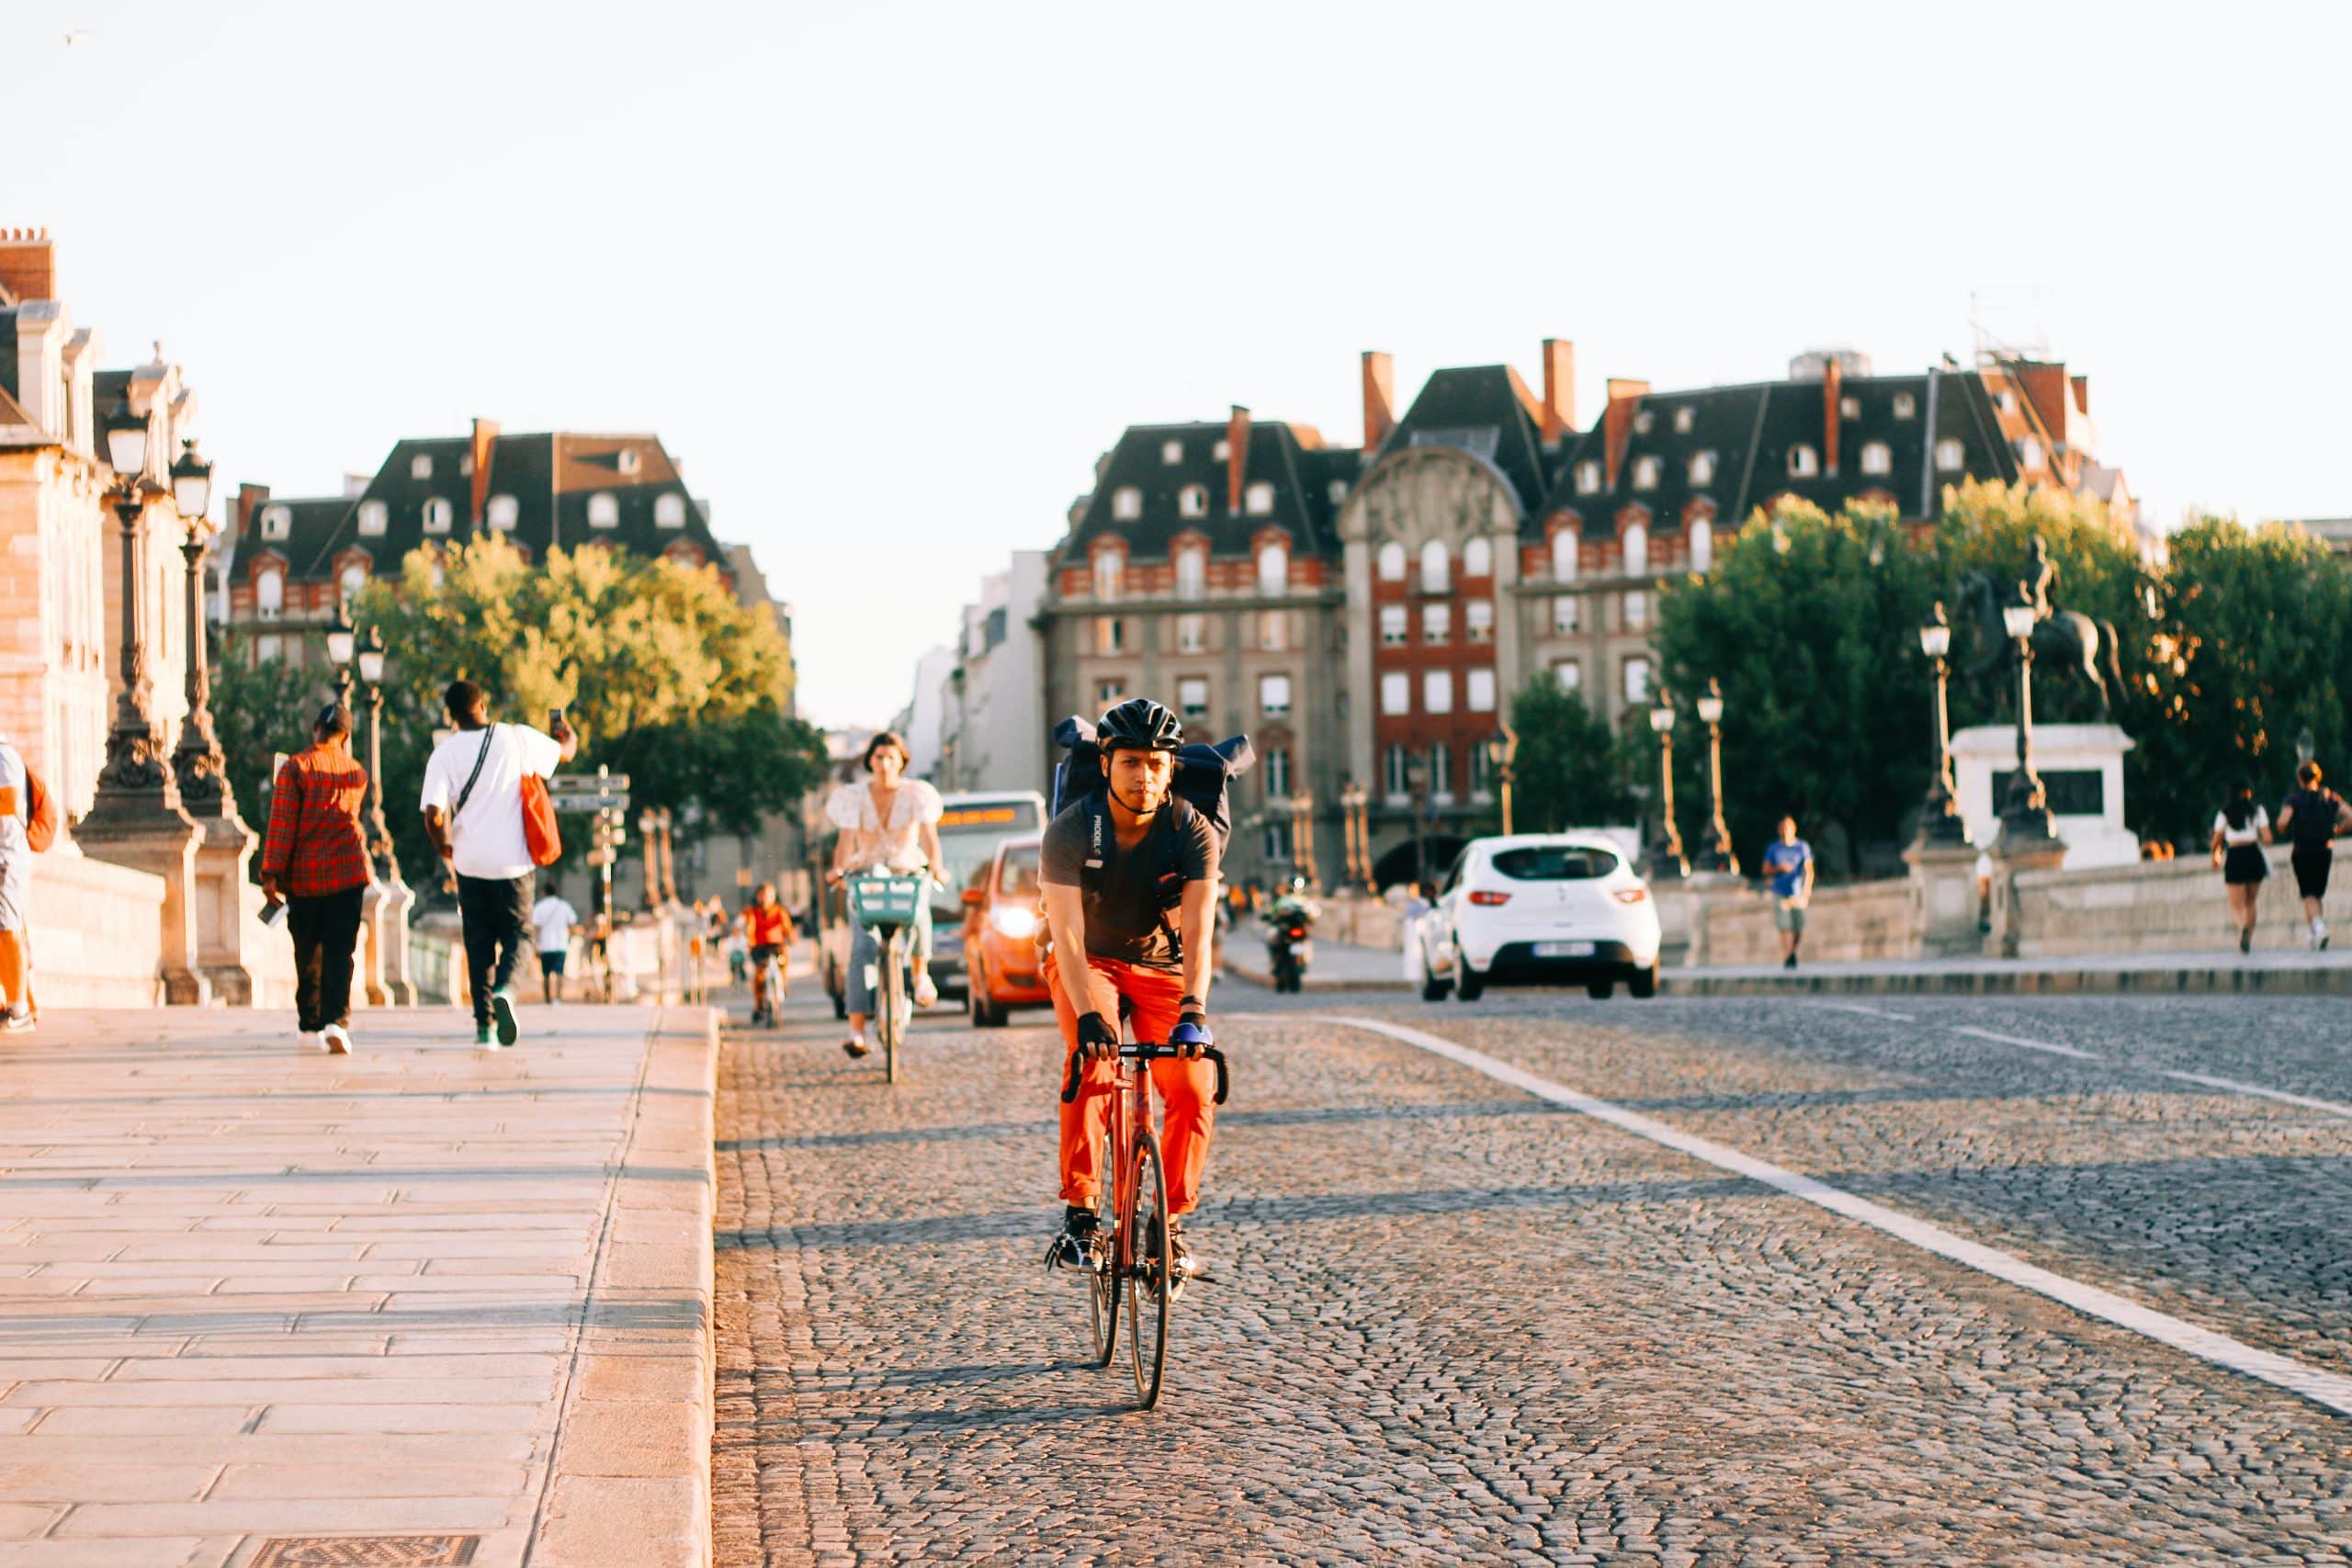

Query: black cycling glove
[1075,1010,1119,1063]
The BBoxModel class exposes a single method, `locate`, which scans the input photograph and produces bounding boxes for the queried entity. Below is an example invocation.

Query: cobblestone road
[713,981,2352,1566]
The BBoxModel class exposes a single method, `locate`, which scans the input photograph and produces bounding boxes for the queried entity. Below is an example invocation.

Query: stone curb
[531,1006,718,1567]
[1219,953,1412,993]
[1661,965,2352,998]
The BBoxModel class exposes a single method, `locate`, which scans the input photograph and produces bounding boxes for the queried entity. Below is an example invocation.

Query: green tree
[1506,679,1634,832]
[207,628,333,829]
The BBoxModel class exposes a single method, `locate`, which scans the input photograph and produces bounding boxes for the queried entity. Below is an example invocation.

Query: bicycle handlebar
[1061,1043,1228,1107]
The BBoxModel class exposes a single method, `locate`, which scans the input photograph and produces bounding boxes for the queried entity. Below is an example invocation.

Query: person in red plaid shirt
[260,704,372,1055]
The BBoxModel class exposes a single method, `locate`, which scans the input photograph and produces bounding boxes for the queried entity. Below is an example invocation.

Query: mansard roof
[1377,365,1551,521]
[1058,419,1357,568]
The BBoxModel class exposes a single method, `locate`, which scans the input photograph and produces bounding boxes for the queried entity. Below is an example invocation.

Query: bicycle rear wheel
[1087,1128,1119,1367]
[1125,1129,1171,1407]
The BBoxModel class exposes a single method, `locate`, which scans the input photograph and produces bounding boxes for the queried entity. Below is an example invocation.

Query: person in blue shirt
[1758,816,1815,970]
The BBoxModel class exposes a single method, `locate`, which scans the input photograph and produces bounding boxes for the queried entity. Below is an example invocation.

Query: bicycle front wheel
[1088,1128,1119,1368]
[1125,1130,1171,1408]
[876,934,903,1083]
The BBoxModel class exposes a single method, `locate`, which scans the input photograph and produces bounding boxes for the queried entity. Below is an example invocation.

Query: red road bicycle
[1059,1035,1228,1408]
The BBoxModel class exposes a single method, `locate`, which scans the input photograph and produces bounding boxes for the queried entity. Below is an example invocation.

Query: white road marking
[1815,1001,1916,1021]
[1328,1012,2352,1422]
[1952,1025,2106,1061]
[2156,1069,2352,1120]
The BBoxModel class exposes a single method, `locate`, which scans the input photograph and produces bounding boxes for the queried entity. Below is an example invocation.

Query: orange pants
[1049,952,1217,1217]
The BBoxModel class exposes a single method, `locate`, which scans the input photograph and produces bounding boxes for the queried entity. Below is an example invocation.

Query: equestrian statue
[1955,534,2126,713]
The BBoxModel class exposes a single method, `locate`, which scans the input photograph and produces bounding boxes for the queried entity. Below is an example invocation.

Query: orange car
[961,834,1049,1028]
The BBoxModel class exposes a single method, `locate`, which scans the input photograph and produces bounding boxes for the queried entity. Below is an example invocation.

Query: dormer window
[1178,484,1208,519]
[1211,439,1230,461]
[255,566,283,622]
[422,498,453,534]
[1840,396,1860,420]
[1329,479,1349,505]
[654,493,686,529]
[1575,460,1600,495]
[1111,486,1142,521]
[587,492,619,529]
[1631,456,1661,491]
[1376,541,1407,581]
[1689,451,1716,486]
[1633,410,1654,435]
[1160,440,1183,465]
[1093,547,1123,601]
[259,505,292,541]
[617,448,641,476]
[1244,481,1274,516]
[339,562,368,607]
[1690,518,1714,572]
[1463,537,1491,577]
[1175,544,1205,601]
[1787,444,1820,479]
[1673,406,1695,434]
[487,494,519,531]
[357,501,388,536]
[1936,438,1964,471]
[1996,389,2018,414]
[1257,541,1288,597]
[2016,437,2043,469]
[1623,523,1649,577]
[1860,441,1893,476]
[1551,529,1578,581]
[410,454,433,480]
[1893,391,1917,420]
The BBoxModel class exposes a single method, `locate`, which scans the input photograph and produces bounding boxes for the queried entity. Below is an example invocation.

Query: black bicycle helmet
[1097,696,1183,753]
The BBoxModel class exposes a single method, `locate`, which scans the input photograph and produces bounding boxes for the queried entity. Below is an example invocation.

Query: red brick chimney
[1226,405,1251,515]
[0,228,55,304]
[2071,374,2090,418]
[1602,379,1649,490]
[469,418,499,525]
[1540,339,1576,443]
[1362,352,1396,451]
[2013,362,2070,446]
[1822,358,1842,477]
[233,482,270,543]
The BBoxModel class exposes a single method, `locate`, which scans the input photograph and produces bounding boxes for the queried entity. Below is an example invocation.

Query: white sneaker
[321,1024,352,1055]
[299,1031,323,1052]
[914,973,939,1009]
[2316,919,2330,952]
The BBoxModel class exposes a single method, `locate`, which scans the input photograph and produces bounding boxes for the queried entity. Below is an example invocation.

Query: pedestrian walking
[530,889,579,1004]
[419,682,577,1048]
[259,704,371,1055]
[2210,781,2273,955]
[0,727,58,1032]
[2275,761,2350,950]
[1760,816,1815,970]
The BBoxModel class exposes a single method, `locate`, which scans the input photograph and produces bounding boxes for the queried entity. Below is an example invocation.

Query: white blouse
[828,778,943,874]
[2213,807,2268,847]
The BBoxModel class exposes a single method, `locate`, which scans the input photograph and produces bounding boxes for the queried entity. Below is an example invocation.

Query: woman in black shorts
[2210,782,2273,955]
[2275,761,2350,950]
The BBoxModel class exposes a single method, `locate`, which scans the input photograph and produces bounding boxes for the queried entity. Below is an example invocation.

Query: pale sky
[10,1,2348,728]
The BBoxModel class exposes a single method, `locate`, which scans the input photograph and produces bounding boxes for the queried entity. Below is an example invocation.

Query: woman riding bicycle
[1040,697,1221,1280]
[742,882,794,1025]
[824,730,945,1059]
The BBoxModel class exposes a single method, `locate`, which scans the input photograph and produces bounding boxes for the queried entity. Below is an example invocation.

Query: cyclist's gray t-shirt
[1038,800,1217,973]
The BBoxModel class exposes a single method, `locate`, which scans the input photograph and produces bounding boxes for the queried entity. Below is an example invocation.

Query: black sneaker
[1782,953,1799,971]
[1047,1204,1097,1270]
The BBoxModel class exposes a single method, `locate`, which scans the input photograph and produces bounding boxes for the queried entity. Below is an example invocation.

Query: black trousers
[288,885,367,1034]
[457,872,534,1028]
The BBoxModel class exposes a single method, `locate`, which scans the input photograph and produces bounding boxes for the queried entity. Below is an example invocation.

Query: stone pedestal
[186,815,260,1004]
[370,878,418,1006]
[1984,838,2069,959]
[76,808,210,1006]
[1905,842,1984,958]
[1953,724,2138,870]
[1670,871,1746,969]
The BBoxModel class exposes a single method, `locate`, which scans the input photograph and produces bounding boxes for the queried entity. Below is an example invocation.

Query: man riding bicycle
[743,882,793,1024]
[1042,697,1221,1280]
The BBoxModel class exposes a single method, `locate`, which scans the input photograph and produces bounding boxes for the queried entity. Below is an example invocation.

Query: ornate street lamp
[167,441,234,814]
[1646,694,1688,882]
[1996,585,2058,851]
[1694,680,1737,875]
[1913,604,1968,847]
[1288,792,1318,888]
[325,610,356,709]
[1338,778,1371,890]
[87,406,182,816]
[1484,728,1519,837]
[639,808,662,911]
[355,626,397,880]
[1403,756,1432,891]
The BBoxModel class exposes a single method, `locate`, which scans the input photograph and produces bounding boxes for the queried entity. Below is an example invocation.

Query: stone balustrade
[2014,842,2348,957]
[23,845,169,1008]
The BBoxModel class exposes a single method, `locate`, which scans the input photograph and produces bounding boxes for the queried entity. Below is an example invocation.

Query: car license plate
[1533,940,1595,958]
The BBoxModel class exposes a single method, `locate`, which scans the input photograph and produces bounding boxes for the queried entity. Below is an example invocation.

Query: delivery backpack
[1049,715,1253,934]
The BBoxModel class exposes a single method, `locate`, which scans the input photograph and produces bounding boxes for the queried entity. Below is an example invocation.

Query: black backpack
[1049,716,1253,930]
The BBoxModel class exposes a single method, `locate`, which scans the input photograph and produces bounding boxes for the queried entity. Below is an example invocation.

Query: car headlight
[991,906,1040,940]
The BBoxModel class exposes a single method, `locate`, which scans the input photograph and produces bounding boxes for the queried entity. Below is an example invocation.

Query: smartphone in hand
[260,898,287,928]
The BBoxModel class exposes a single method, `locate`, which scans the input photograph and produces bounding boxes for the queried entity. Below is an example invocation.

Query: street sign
[550,793,630,813]
[549,773,629,793]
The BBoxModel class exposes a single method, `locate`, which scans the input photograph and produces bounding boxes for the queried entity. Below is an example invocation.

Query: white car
[1418,833,1662,1001]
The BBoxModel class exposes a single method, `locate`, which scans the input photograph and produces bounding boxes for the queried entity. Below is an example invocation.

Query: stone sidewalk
[0,1003,718,1568]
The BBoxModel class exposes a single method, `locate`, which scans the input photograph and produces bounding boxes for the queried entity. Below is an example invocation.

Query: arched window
[1244,481,1274,516]
[1419,540,1450,594]
[1092,546,1123,601]
[1689,451,1716,487]
[1462,536,1492,578]
[1178,484,1208,519]
[338,562,367,607]
[1111,487,1141,521]
[1376,541,1407,581]
[1552,529,1578,581]
[586,492,619,529]
[1860,442,1892,477]
[1623,522,1649,577]
[1787,445,1819,479]
[1174,543,1204,601]
[260,505,291,541]
[486,494,519,531]
[654,493,687,528]
[1690,518,1714,573]
[357,501,388,536]
[1893,392,1917,420]
[1575,460,1601,495]
[1935,438,1964,471]
[1631,456,1661,491]
[422,497,453,534]
[1257,541,1288,596]
[256,567,283,622]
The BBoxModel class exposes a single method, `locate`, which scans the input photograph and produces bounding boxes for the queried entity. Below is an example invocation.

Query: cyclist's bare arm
[1042,882,1121,1021]
[1177,878,1216,1008]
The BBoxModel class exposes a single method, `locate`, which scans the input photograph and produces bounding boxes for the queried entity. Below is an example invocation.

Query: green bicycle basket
[848,874,925,931]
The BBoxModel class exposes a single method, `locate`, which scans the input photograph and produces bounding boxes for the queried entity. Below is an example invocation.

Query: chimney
[1602,378,1649,491]
[1822,357,1842,477]
[0,228,55,304]
[469,418,499,526]
[1362,351,1396,451]
[1540,339,1576,443]
[233,482,269,542]
[2012,362,2070,446]
[1226,405,1251,515]
[2071,374,2090,417]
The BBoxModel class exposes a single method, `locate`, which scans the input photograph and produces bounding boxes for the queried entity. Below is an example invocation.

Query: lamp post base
[75,801,212,1007]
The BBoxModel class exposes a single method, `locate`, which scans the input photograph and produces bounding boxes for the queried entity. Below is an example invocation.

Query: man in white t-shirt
[419,681,577,1046]
[530,892,580,1005]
